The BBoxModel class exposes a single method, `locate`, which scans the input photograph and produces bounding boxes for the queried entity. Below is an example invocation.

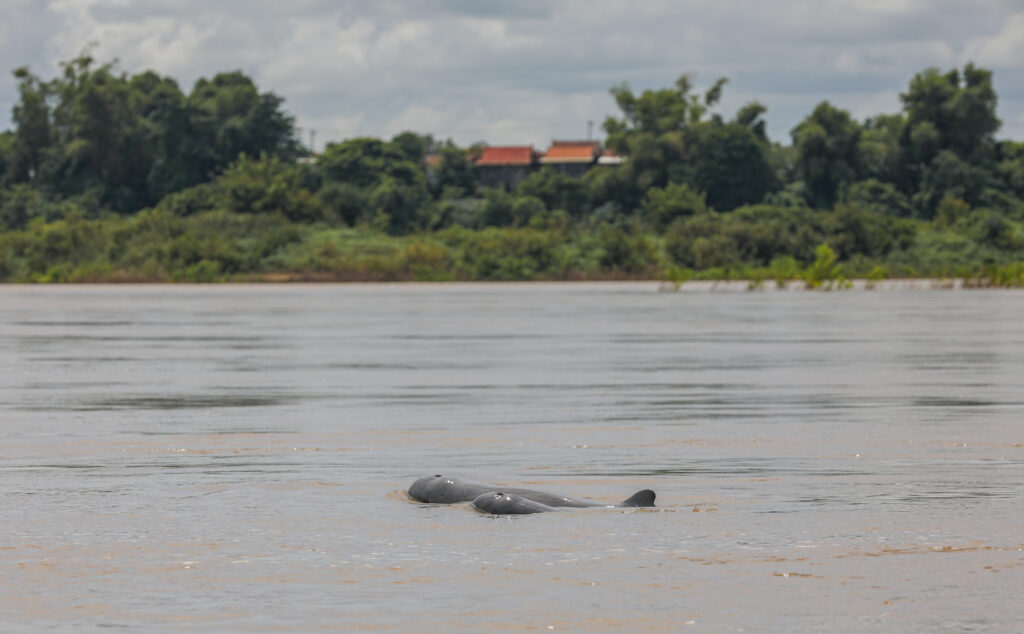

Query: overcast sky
[1,0,1022,150]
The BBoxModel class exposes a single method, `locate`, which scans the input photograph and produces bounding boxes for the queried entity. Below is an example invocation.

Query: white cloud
[259,16,377,92]
[384,105,450,139]
[300,112,366,149]
[964,12,1024,68]
[0,0,1019,143]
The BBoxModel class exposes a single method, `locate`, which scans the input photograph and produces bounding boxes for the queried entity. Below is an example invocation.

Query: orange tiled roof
[475,146,538,166]
[541,140,600,163]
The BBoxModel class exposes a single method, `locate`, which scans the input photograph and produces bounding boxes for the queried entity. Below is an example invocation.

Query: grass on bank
[1,206,1024,287]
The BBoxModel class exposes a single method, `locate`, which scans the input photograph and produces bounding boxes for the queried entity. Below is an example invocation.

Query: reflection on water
[1,283,1023,632]
[20,393,296,411]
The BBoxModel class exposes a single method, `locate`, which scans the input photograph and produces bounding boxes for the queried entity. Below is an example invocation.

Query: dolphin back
[498,487,599,508]
[472,492,557,515]
[408,475,495,503]
[409,475,657,510]
[409,475,599,506]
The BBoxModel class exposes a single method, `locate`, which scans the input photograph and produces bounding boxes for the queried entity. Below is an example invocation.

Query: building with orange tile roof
[540,140,600,177]
[471,141,624,189]
[474,146,540,189]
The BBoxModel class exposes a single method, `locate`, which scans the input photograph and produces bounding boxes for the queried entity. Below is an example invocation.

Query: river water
[2,283,1022,632]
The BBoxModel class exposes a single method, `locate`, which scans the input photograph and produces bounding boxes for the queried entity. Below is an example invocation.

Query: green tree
[131,71,210,200]
[841,178,911,216]
[601,73,728,208]
[316,182,368,226]
[734,101,769,142]
[596,224,658,273]
[900,64,999,165]
[391,131,434,163]
[894,64,1001,209]
[598,76,777,213]
[3,55,301,214]
[188,71,301,176]
[859,113,903,182]
[913,150,987,217]
[0,184,55,229]
[826,204,916,259]
[8,67,55,184]
[217,153,326,222]
[425,141,479,198]
[316,137,428,232]
[318,137,409,187]
[725,205,825,264]
[791,101,863,209]
[641,182,707,229]
[0,131,14,187]
[691,123,778,211]
[479,187,517,227]
[518,168,590,216]
[995,140,1024,201]
[38,55,150,212]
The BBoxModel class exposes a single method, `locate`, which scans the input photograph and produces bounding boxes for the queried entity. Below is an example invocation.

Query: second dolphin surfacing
[472,490,655,515]
[408,474,656,515]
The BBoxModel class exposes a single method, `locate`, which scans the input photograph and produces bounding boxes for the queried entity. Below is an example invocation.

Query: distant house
[540,140,600,177]
[474,146,540,189]
[596,148,625,166]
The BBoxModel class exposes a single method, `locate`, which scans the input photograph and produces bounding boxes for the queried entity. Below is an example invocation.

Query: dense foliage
[2,54,1024,284]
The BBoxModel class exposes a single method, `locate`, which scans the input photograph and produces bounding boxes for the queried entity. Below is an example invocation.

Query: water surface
[2,283,1022,631]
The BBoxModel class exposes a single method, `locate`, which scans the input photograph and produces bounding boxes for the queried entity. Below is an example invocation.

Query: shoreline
[0,278,1018,291]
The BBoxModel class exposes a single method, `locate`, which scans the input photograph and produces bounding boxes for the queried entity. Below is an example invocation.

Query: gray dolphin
[472,489,656,515]
[408,474,655,513]
[471,492,560,514]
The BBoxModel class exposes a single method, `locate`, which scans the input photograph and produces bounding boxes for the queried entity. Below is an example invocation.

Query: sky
[1,0,1023,150]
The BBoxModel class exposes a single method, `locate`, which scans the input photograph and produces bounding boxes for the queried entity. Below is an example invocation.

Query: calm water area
[2,283,1023,632]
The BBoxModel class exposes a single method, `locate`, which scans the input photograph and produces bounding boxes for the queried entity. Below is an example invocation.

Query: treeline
[1,53,1023,283]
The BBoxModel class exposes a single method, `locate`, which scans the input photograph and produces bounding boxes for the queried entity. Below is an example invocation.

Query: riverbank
[3,277,1021,292]
[2,208,1023,286]
[658,278,1017,291]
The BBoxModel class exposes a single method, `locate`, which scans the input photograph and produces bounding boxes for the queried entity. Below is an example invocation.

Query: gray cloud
[1,0,1021,148]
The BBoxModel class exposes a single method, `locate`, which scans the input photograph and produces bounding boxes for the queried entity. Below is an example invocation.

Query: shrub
[641,183,707,229]
[802,244,849,289]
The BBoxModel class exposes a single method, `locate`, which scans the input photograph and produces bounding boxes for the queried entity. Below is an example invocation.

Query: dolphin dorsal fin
[617,489,656,507]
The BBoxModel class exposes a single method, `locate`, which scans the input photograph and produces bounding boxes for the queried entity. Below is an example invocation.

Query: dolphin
[471,491,559,514]
[408,474,655,513]
[472,489,656,515]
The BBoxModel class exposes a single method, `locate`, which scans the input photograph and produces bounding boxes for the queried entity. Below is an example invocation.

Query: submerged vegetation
[1,53,1023,285]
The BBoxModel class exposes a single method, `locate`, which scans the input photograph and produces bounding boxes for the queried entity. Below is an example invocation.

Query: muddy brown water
[2,283,1022,632]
